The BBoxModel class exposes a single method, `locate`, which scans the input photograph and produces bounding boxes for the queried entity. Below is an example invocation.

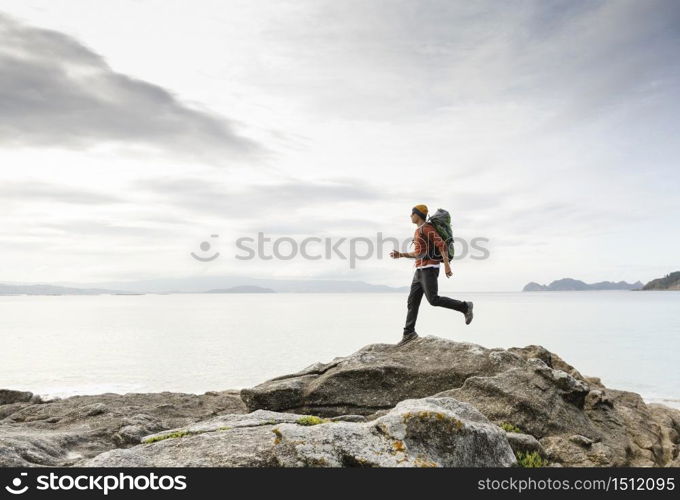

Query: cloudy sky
[0,0,678,291]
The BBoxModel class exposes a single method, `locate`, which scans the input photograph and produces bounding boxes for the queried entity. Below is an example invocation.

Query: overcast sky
[0,0,678,290]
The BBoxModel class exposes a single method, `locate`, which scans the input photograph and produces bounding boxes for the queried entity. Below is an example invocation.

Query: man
[390,204,473,346]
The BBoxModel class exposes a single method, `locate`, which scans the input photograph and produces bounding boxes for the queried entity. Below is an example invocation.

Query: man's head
[411,204,428,224]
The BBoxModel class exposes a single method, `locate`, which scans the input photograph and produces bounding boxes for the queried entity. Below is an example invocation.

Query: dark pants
[403,267,468,334]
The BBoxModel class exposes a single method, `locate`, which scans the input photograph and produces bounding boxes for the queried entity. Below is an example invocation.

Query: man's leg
[421,267,468,314]
[403,270,424,334]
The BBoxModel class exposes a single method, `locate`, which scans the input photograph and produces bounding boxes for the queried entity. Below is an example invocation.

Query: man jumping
[390,204,473,346]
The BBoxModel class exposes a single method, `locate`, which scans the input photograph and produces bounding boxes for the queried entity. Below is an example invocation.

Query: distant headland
[524,271,680,291]
[522,278,642,292]
[641,271,680,291]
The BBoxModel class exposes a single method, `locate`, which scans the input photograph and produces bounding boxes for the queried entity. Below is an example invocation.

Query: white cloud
[0,12,262,163]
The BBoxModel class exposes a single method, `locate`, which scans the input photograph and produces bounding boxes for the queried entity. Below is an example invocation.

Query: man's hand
[390,250,401,259]
[444,263,453,278]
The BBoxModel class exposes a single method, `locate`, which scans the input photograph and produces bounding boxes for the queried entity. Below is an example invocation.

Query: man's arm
[441,248,452,278]
[390,228,423,259]
[390,250,417,258]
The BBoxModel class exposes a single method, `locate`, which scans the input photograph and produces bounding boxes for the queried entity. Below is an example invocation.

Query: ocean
[1,291,678,408]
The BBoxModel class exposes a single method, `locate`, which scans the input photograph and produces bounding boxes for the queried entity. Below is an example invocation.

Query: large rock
[85,397,516,467]
[646,404,680,466]
[435,359,593,439]
[0,390,246,466]
[241,337,526,416]
[435,362,676,466]
[241,336,680,467]
[0,389,40,406]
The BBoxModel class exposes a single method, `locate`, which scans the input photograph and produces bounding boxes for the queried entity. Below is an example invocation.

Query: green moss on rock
[296,416,330,426]
[515,451,547,467]
[500,422,522,433]
[142,430,189,444]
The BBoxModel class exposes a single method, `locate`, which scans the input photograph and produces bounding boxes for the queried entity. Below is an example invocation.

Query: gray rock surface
[242,336,680,467]
[0,390,246,466]
[86,398,516,467]
[647,403,680,467]
[0,390,40,406]
[505,432,546,457]
[241,337,527,416]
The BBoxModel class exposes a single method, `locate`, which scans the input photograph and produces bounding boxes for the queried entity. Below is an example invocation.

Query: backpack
[419,208,454,262]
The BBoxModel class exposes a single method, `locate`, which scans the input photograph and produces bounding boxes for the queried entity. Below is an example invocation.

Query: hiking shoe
[396,331,419,346]
[464,301,474,325]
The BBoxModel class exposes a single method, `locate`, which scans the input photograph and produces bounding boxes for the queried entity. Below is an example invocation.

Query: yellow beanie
[412,204,428,219]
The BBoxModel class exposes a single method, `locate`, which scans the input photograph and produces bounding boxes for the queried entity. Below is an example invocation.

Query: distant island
[206,286,275,294]
[523,278,642,292]
[1,277,408,295]
[53,276,409,294]
[642,271,680,291]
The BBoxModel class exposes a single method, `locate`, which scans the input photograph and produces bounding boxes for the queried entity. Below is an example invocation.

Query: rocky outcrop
[648,404,680,466]
[3,335,679,468]
[241,337,527,416]
[0,390,246,466]
[242,336,680,467]
[86,398,516,467]
[0,389,41,406]
[435,365,673,466]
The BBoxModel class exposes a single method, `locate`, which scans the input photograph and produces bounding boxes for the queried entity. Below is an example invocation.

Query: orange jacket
[413,224,446,267]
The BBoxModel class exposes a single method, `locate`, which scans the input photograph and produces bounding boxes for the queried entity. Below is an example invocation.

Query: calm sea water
[1,292,678,408]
